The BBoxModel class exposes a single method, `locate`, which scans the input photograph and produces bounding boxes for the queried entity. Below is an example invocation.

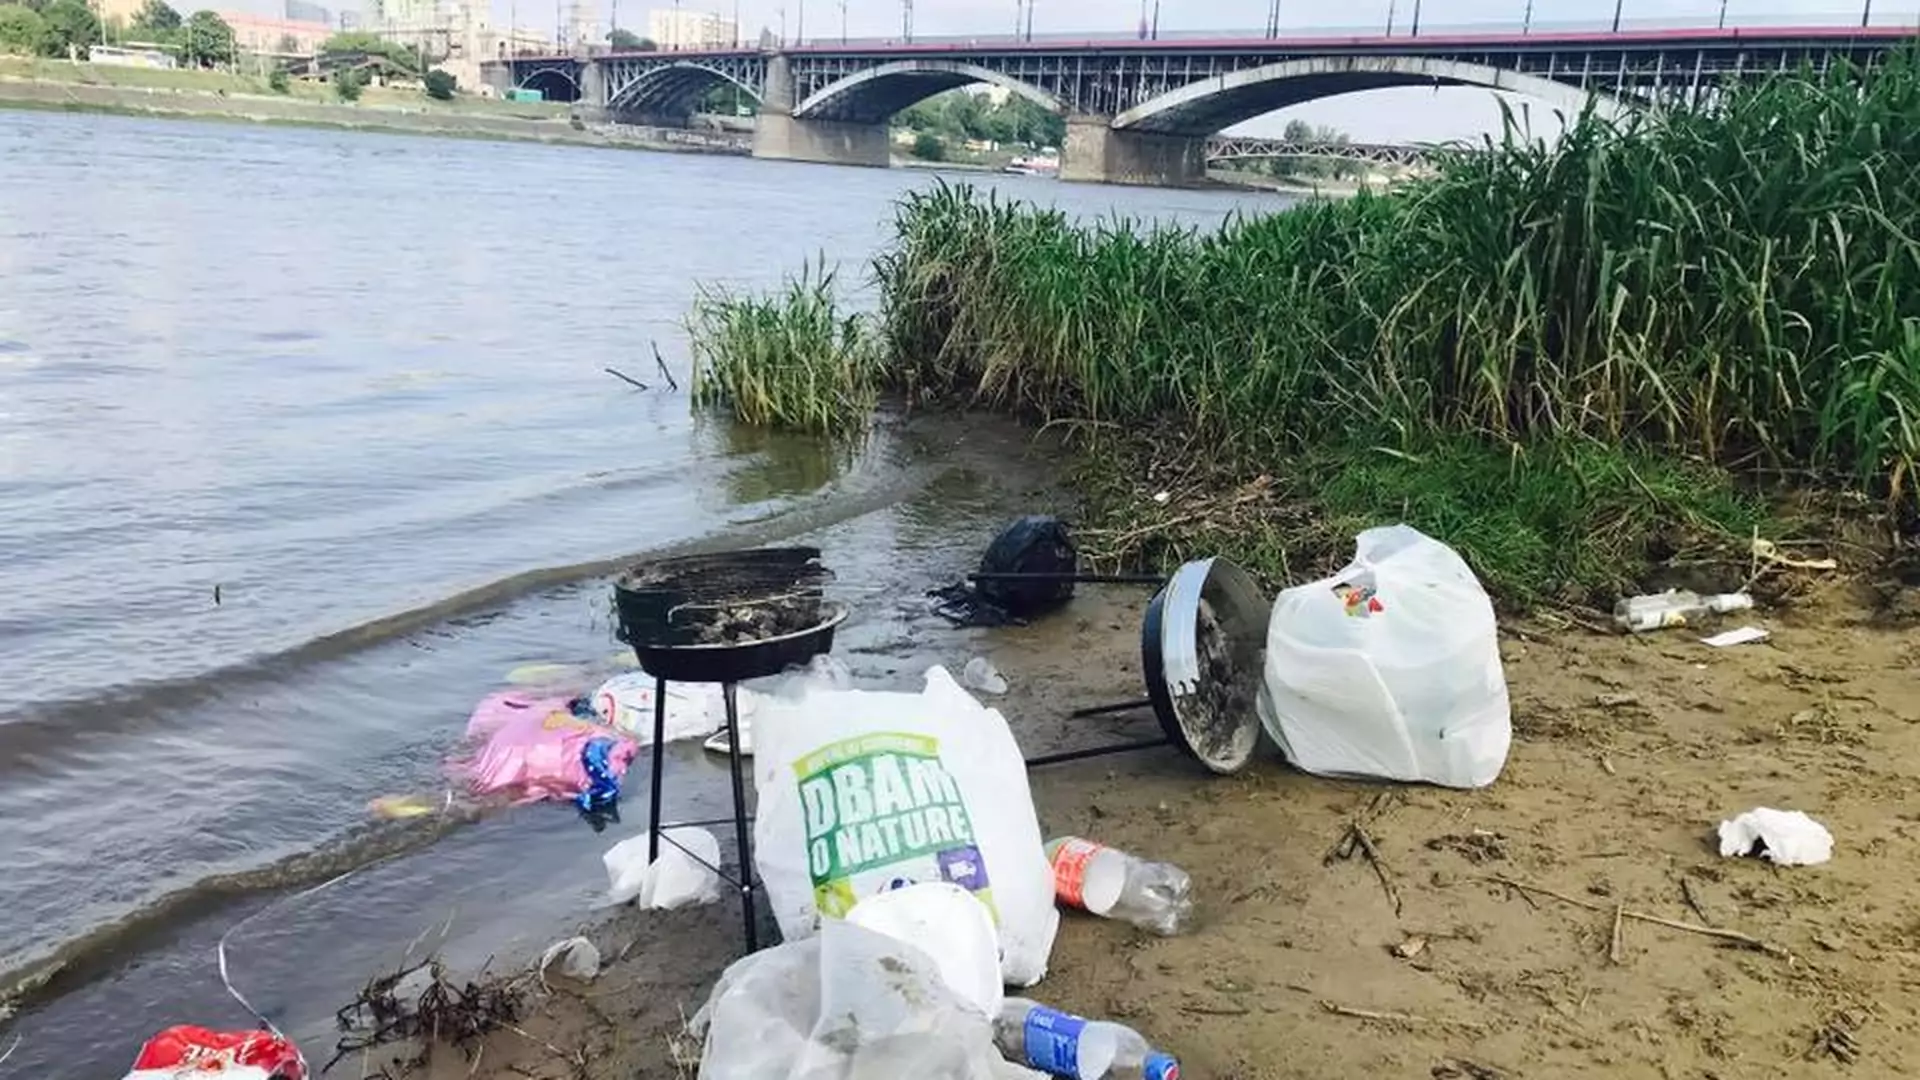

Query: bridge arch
[514,65,580,103]
[608,61,762,121]
[1115,55,1622,135]
[794,60,1063,125]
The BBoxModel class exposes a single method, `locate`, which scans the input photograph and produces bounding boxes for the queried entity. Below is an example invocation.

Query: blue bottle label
[1022,1005,1087,1076]
[1145,1051,1181,1080]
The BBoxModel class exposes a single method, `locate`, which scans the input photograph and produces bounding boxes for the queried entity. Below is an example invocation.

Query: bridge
[487,21,1914,185]
[1205,136,1454,169]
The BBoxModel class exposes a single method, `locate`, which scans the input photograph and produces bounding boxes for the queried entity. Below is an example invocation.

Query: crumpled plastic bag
[538,936,601,982]
[692,918,1027,1080]
[1717,807,1833,866]
[603,827,724,908]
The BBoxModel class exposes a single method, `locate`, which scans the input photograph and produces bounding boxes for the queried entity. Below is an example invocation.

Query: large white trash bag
[1257,524,1511,789]
[752,666,1059,986]
[692,917,1035,1080]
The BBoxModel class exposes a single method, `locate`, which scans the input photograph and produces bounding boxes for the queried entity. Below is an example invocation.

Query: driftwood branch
[1487,876,1792,960]
[651,341,680,391]
[604,366,649,391]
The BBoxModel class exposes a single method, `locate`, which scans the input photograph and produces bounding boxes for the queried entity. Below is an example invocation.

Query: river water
[0,110,1285,1075]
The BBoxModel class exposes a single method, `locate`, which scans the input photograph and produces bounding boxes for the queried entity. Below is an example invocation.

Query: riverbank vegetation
[691,52,1920,606]
[894,88,1066,163]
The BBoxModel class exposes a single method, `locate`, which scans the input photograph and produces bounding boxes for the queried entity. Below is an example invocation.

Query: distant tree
[267,65,289,91]
[606,27,653,50]
[423,67,455,99]
[321,29,419,75]
[911,132,945,161]
[39,0,98,54]
[177,9,232,66]
[331,64,361,100]
[130,0,179,33]
[0,4,51,55]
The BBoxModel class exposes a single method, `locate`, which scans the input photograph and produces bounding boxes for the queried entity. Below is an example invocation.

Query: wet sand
[366,547,1920,1080]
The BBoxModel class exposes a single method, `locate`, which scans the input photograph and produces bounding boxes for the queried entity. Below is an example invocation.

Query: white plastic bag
[847,883,1004,1019]
[692,917,1012,1080]
[603,827,724,908]
[1257,525,1511,789]
[590,672,757,744]
[1717,807,1833,866]
[751,666,1059,986]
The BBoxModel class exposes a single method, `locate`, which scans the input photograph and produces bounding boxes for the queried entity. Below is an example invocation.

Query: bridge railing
[503,9,1919,64]
[781,12,1920,49]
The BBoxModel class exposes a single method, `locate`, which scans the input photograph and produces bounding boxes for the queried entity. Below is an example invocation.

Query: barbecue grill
[613,546,843,951]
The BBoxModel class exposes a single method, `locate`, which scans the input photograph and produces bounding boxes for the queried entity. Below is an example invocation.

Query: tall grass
[874,51,1920,493]
[689,51,1920,600]
[688,261,878,435]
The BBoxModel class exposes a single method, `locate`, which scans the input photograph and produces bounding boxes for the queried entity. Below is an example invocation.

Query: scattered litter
[1702,625,1771,648]
[692,918,1010,1079]
[603,827,723,909]
[963,656,1010,695]
[1613,589,1753,633]
[1425,830,1509,864]
[454,692,638,807]
[1595,692,1640,708]
[751,665,1058,986]
[1752,537,1838,572]
[1045,837,1193,936]
[1261,525,1512,789]
[1717,807,1834,866]
[537,937,601,983]
[995,997,1179,1079]
[847,882,1003,1018]
[1390,934,1429,960]
[590,672,749,744]
[703,720,753,757]
[123,1026,307,1079]
[931,515,1079,627]
[366,792,446,820]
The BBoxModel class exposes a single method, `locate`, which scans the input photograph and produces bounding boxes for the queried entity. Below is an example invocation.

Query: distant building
[646,7,735,49]
[91,0,146,30]
[561,0,596,50]
[284,0,330,25]
[87,43,177,68]
[216,11,334,55]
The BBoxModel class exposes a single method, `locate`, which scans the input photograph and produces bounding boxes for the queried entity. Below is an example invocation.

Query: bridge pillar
[575,59,609,122]
[751,54,890,169]
[1059,116,1204,187]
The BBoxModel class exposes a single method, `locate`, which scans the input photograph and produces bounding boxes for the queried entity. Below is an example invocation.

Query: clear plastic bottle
[1044,837,1193,936]
[995,998,1180,1080]
[1612,590,1753,633]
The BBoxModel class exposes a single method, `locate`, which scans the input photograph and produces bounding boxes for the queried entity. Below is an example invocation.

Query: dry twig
[1486,876,1792,960]
[1319,1001,1485,1032]
[1608,902,1626,964]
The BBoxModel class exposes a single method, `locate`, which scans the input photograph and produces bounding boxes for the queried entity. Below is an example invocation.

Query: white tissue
[1717,807,1833,866]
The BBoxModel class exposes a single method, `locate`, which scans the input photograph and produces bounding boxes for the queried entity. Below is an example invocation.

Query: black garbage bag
[931,515,1079,627]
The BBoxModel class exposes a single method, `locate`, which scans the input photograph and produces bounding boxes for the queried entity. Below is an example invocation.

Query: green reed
[868,50,1920,492]
[687,259,879,435]
[688,52,1919,599]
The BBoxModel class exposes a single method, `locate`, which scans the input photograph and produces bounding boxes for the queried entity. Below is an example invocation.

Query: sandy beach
[332,542,1920,1080]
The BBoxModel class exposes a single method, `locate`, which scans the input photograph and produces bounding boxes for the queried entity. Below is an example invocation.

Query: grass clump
[688,261,879,436]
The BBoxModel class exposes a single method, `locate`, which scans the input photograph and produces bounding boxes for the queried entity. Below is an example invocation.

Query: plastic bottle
[1044,837,1193,936]
[995,998,1179,1080]
[1612,589,1754,633]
